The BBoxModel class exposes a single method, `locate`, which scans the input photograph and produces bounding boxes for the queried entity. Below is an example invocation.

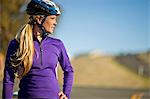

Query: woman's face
[42,15,58,33]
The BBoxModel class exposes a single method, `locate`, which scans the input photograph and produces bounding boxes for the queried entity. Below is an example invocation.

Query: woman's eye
[51,17,55,20]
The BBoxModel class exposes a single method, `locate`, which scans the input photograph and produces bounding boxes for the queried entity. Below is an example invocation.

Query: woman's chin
[50,31,53,34]
[47,31,53,34]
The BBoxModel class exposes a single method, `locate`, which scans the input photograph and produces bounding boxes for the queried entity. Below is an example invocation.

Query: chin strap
[29,16,50,39]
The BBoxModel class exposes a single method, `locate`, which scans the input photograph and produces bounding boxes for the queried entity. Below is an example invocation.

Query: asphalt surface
[71,87,150,99]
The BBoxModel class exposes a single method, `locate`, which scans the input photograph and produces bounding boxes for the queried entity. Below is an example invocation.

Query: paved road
[0,82,150,99]
[71,87,150,99]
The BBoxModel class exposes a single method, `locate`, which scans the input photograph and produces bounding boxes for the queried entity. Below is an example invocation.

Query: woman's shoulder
[6,39,19,53]
[9,38,19,46]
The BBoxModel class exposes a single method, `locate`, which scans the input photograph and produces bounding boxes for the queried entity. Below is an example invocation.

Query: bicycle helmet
[26,0,61,15]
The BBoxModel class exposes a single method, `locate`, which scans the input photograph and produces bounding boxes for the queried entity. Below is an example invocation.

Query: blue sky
[53,0,149,56]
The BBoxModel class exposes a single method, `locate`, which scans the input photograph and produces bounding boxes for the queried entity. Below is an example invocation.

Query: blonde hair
[11,24,34,78]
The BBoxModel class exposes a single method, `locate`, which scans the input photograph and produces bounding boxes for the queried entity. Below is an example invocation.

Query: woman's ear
[34,15,44,24]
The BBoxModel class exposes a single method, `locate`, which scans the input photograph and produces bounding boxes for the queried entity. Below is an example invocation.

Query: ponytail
[11,24,34,78]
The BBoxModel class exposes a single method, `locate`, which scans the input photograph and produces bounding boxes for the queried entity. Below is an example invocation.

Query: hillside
[115,51,150,77]
[58,51,150,89]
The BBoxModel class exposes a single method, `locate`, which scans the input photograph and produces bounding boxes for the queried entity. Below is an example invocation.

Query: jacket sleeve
[2,39,18,99]
[58,40,74,99]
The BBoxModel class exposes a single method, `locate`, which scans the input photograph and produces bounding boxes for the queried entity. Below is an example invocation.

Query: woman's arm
[58,40,74,99]
[2,39,18,99]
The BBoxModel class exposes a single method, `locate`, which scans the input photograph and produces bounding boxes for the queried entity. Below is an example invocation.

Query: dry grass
[137,51,150,65]
[57,54,150,89]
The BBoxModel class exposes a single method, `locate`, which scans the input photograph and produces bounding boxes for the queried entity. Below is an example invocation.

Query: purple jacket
[3,36,74,99]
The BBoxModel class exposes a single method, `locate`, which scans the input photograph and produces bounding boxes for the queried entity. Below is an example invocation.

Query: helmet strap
[30,16,49,40]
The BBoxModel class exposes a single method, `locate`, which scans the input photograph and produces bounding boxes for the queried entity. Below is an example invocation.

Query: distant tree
[0,0,28,55]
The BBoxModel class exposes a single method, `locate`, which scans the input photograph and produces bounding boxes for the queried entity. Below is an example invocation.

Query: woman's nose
[54,21,57,26]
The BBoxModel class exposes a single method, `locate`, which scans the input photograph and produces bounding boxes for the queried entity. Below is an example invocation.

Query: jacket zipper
[39,42,43,65]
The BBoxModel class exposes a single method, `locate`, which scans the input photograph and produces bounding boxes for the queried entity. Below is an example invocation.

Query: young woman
[2,0,74,99]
